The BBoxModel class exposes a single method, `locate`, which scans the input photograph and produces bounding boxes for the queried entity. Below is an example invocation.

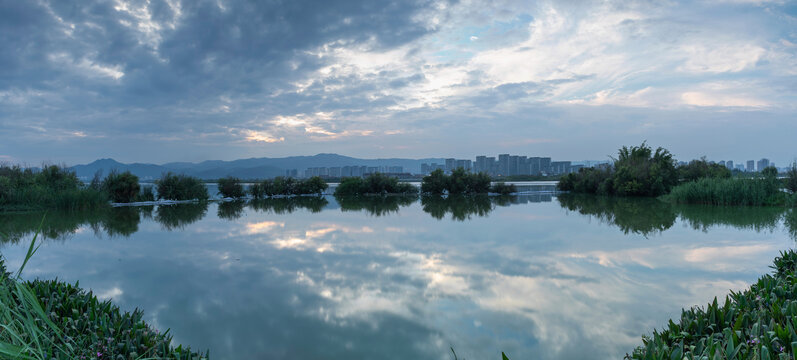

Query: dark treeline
[421,168,518,195]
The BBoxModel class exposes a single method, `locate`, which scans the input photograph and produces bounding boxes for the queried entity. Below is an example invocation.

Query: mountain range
[69,154,447,180]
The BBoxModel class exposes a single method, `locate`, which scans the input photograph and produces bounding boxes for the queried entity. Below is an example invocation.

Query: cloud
[1,0,796,164]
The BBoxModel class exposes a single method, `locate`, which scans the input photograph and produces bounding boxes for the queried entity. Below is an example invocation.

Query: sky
[1,0,796,166]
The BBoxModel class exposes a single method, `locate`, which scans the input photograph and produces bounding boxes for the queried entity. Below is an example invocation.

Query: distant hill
[69,154,446,180]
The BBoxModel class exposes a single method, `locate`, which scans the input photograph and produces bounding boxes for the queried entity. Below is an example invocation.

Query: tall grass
[0,223,208,359]
[663,177,786,206]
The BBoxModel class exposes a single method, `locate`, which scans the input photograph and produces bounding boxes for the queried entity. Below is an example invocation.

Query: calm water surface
[1,195,796,360]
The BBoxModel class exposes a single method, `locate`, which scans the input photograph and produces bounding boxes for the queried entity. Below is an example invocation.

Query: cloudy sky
[1,0,796,165]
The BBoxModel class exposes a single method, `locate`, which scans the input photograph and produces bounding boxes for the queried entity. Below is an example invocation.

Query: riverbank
[0,234,207,359]
[626,250,797,359]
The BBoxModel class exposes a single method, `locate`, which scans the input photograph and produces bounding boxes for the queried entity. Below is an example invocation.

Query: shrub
[0,164,109,211]
[420,168,493,195]
[249,182,266,199]
[217,176,245,198]
[294,176,328,195]
[137,185,155,202]
[102,170,140,203]
[557,143,678,197]
[155,173,209,201]
[677,158,731,182]
[334,173,416,196]
[786,163,797,194]
[490,182,516,195]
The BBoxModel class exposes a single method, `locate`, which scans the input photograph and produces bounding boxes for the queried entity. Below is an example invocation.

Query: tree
[786,162,797,194]
[217,176,245,198]
[102,170,140,203]
[421,169,448,195]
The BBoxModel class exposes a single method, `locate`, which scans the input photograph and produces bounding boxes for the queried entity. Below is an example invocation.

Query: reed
[663,177,786,206]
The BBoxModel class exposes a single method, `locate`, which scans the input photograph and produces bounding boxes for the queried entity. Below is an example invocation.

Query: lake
[1,194,795,359]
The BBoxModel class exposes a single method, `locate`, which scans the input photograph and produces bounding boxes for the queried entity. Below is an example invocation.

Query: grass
[663,177,788,206]
[0,224,207,359]
[0,165,110,212]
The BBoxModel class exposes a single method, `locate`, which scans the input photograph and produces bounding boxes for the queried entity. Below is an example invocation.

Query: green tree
[421,169,448,195]
[102,171,140,203]
[786,162,797,194]
[217,176,245,198]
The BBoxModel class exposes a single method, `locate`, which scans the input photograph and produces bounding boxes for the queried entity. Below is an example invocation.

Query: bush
[490,182,516,195]
[155,173,209,201]
[420,168,492,195]
[664,177,785,206]
[786,163,797,194]
[0,164,109,211]
[217,176,245,198]
[626,250,797,360]
[334,173,416,196]
[677,158,731,182]
[137,185,155,202]
[102,170,140,203]
[250,176,328,197]
[557,143,678,197]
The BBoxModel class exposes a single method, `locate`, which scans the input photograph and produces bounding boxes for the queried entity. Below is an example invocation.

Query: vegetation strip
[626,250,797,359]
[0,230,207,359]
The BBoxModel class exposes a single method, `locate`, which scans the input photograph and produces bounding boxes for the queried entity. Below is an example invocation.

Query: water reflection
[336,195,417,216]
[558,194,677,236]
[558,194,795,239]
[0,206,154,243]
[248,196,329,214]
[1,197,796,359]
[155,203,209,230]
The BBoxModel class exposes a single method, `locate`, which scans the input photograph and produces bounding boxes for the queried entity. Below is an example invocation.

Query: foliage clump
[217,176,245,198]
[677,158,731,182]
[558,142,678,197]
[156,173,209,201]
[334,173,417,196]
[786,162,797,194]
[101,170,140,203]
[490,182,517,195]
[248,176,328,198]
[0,164,108,211]
[0,235,206,360]
[420,168,491,195]
[626,250,797,360]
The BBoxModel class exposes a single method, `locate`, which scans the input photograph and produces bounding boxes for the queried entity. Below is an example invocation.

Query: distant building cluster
[680,158,780,172]
[292,165,405,178]
[423,154,591,176]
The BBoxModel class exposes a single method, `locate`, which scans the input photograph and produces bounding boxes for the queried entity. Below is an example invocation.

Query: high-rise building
[746,160,755,172]
[717,160,726,168]
[757,158,770,171]
[540,157,551,174]
[726,160,733,169]
[455,159,472,171]
[498,154,510,176]
[529,157,541,175]
[508,155,519,175]
[445,158,456,172]
[475,156,487,173]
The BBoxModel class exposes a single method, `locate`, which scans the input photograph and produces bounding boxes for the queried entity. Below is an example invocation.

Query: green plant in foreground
[0,221,208,359]
[626,249,797,359]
